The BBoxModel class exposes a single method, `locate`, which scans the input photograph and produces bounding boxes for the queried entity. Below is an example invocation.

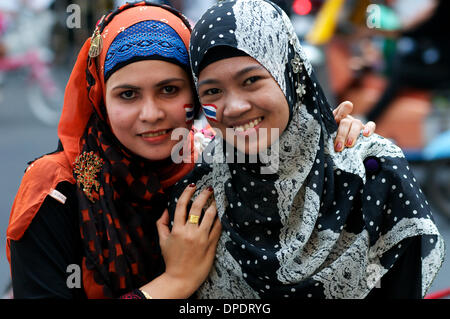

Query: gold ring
[188,215,200,224]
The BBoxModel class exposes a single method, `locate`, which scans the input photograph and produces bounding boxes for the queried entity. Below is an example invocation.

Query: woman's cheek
[108,107,135,133]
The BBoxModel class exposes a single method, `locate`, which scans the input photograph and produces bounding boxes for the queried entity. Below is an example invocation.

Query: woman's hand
[140,184,221,299]
[333,101,376,152]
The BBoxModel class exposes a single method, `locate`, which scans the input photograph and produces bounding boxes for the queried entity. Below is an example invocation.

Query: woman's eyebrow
[198,65,265,88]
[111,78,185,90]
[198,78,220,88]
[234,65,265,79]
[155,77,186,87]
[111,84,140,91]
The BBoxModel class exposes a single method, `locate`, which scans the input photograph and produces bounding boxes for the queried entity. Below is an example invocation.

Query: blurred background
[0,0,448,298]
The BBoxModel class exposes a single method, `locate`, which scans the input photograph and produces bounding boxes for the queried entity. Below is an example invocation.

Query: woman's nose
[222,96,251,118]
[139,98,165,123]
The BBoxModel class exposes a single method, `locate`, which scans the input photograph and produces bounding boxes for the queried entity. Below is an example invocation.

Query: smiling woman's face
[197,55,289,154]
[105,60,193,161]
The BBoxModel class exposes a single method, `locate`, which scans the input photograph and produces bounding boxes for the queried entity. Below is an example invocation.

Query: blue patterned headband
[104,20,189,81]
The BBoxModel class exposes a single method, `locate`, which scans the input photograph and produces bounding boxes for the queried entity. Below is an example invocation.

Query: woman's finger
[334,118,351,152]
[174,183,196,227]
[208,216,222,243]
[363,121,376,136]
[156,208,170,243]
[333,101,353,123]
[188,186,214,224]
[345,120,364,147]
[199,200,217,232]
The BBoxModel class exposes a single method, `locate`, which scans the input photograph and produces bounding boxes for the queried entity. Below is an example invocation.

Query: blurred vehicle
[290,0,328,67]
[0,0,64,126]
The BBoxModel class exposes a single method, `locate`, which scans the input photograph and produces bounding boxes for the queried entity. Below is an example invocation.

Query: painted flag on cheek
[202,104,218,122]
[184,104,194,123]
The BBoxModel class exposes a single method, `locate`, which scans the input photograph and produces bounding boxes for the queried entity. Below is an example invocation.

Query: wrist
[140,272,195,299]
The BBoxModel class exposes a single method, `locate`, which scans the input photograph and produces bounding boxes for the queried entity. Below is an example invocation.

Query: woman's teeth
[233,117,263,132]
[142,130,168,137]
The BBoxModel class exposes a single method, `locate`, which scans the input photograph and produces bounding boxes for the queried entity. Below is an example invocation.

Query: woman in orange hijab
[7,2,222,299]
[6,1,373,299]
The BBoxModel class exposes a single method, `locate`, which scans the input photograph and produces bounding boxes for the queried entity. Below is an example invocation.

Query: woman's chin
[132,146,173,162]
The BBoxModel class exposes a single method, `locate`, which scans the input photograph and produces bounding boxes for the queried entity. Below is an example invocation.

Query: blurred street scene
[0,0,448,299]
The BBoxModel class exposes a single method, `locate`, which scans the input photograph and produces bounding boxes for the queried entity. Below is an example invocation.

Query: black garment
[366,236,422,299]
[10,182,86,299]
[10,181,424,299]
[9,179,168,299]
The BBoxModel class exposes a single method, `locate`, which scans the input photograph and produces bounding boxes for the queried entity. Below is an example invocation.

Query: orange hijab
[7,2,195,298]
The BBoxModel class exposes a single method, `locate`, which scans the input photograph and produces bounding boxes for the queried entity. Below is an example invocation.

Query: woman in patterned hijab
[168,0,445,298]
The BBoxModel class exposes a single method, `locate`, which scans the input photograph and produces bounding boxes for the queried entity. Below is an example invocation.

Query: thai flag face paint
[184,104,194,123]
[202,104,218,122]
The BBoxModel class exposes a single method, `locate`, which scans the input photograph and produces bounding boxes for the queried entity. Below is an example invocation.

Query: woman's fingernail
[189,183,196,187]
[335,142,342,151]
[363,129,369,136]
[208,186,213,192]
[346,138,353,146]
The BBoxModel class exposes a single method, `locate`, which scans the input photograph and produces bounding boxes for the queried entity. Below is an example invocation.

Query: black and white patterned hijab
[169,0,444,298]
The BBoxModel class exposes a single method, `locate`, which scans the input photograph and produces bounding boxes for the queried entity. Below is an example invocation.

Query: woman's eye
[204,88,221,96]
[120,90,136,100]
[162,86,178,94]
[244,76,260,85]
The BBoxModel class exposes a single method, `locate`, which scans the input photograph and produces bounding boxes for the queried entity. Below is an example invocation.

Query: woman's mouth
[140,129,172,143]
[141,129,169,138]
[233,117,263,134]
